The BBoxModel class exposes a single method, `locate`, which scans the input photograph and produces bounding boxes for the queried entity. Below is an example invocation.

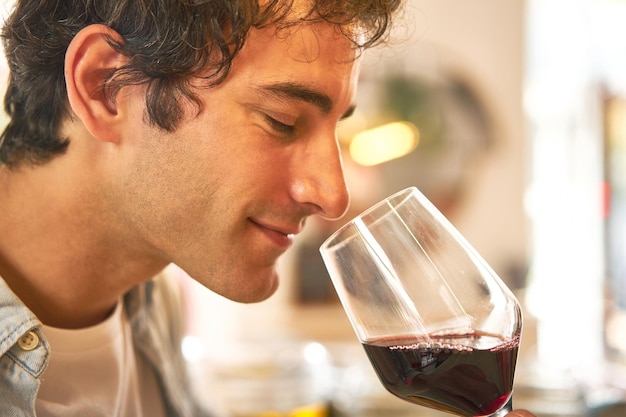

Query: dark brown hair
[0,0,402,167]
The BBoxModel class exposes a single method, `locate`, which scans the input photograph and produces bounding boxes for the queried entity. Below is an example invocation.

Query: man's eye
[264,115,295,136]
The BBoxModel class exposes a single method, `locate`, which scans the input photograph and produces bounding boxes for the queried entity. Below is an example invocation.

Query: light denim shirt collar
[0,275,212,417]
[0,276,49,416]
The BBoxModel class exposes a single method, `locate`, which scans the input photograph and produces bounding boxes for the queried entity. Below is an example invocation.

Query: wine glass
[319,187,522,417]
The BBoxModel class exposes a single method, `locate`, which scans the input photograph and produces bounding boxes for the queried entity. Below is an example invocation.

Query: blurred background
[2,0,626,416]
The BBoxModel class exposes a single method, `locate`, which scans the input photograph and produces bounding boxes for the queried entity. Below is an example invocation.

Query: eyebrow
[259,82,356,119]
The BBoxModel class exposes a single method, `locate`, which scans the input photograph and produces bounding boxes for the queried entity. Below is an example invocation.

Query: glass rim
[319,186,419,252]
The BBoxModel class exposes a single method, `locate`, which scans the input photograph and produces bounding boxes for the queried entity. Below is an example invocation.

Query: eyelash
[264,114,295,136]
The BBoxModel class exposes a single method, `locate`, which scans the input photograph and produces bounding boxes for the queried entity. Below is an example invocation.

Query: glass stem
[487,396,513,417]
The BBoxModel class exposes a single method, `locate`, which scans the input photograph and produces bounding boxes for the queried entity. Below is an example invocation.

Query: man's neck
[0,161,166,329]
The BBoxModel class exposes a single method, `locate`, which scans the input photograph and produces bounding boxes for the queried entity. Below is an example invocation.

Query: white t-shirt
[36,301,167,417]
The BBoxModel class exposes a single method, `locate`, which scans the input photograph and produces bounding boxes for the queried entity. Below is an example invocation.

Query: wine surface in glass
[362,332,519,417]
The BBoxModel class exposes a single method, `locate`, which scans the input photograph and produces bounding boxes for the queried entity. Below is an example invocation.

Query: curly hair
[0,0,402,168]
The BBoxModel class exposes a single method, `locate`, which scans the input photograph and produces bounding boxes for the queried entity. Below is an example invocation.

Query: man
[0,0,537,416]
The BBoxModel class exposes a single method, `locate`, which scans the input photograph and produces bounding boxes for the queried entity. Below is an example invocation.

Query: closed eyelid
[264,114,295,135]
[341,104,356,120]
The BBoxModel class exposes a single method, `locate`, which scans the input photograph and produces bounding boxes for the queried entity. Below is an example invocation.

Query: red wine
[362,332,519,417]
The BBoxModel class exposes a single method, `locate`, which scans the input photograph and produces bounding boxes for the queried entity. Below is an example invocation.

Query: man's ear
[65,24,128,143]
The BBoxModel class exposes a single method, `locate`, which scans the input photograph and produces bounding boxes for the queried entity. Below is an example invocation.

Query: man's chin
[236,274,280,304]
[198,267,281,304]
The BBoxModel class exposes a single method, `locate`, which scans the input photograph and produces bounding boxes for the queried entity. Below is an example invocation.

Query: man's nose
[289,135,350,220]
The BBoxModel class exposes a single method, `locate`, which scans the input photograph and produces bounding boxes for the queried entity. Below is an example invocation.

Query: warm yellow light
[349,121,419,166]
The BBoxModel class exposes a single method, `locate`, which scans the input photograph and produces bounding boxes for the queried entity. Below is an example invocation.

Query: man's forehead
[245,19,359,66]
[259,0,364,46]
[259,0,312,18]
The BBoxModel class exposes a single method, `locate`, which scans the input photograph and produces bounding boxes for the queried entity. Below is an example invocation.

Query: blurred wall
[398,0,527,284]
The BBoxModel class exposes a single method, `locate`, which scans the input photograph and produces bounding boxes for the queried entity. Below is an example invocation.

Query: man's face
[111,22,359,302]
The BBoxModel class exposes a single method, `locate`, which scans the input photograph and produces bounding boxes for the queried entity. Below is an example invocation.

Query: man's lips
[249,218,298,250]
